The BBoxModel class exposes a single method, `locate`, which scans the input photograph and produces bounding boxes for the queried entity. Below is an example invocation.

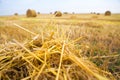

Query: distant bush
[38,12,40,14]
[72,12,75,14]
[63,12,68,14]
[50,12,52,14]
[97,13,100,15]
[93,12,96,14]
[14,13,18,16]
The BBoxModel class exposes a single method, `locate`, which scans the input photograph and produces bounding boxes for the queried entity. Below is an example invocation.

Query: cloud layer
[0,0,120,15]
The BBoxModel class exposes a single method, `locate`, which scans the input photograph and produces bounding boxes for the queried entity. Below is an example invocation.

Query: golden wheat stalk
[13,23,37,35]
[56,41,65,80]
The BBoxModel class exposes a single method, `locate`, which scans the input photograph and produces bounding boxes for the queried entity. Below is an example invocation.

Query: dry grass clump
[0,24,115,80]
[63,25,120,79]
[54,11,62,17]
[105,11,111,16]
[26,9,37,17]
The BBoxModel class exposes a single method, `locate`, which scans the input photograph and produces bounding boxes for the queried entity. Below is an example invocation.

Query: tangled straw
[0,23,116,80]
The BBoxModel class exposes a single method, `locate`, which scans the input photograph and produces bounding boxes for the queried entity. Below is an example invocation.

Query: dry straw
[0,23,116,80]
[54,11,62,17]
[26,9,37,17]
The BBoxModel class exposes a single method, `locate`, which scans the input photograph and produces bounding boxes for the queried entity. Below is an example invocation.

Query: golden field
[0,14,120,80]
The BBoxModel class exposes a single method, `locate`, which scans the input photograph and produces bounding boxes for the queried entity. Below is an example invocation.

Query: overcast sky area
[0,0,120,15]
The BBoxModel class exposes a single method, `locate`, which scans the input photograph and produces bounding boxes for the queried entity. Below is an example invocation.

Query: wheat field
[0,14,120,80]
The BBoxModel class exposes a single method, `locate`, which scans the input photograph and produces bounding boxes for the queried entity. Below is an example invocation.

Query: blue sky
[0,0,120,15]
